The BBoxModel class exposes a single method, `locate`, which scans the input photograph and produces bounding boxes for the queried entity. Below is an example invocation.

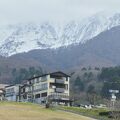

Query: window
[41,76,47,82]
[6,88,14,94]
[66,77,68,81]
[41,83,48,90]
[36,78,39,83]
[41,92,47,97]
[35,94,40,98]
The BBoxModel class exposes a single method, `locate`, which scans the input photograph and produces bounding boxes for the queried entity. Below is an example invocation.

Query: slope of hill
[10,25,120,70]
[0,25,120,83]
[0,56,45,83]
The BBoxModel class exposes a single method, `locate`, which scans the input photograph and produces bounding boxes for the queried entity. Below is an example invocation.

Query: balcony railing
[55,88,65,93]
[48,92,69,100]
[55,79,65,84]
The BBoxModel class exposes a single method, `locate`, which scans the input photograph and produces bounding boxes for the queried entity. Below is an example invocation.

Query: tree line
[11,67,44,84]
[72,66,120,104]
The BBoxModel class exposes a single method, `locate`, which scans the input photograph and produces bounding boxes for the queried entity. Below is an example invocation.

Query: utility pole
[109,90,119,111]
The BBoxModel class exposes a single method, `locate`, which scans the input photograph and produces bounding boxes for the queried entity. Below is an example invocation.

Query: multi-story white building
[5,71,71,105]
[20,71,71,105]
[5,84,20,101]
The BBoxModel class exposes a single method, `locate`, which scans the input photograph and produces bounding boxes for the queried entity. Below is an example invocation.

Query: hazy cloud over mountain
[0,0,120,25]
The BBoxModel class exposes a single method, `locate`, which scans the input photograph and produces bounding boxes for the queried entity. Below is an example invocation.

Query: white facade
[20,72,70,105]
[5,72,71,105]
[5,85,20,102]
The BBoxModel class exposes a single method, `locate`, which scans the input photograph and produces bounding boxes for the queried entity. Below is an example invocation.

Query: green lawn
[0,102,95,120]
[59,106,110,120]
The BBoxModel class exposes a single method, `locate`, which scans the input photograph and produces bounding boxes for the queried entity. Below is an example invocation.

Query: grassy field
[0,102,95,120]
[59,106,110,120]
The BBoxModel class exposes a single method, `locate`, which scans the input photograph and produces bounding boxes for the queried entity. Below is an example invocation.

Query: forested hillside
[0,60,120,104]
[70,66,120,104]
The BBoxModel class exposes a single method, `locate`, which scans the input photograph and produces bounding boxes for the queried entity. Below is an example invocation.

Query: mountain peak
[0,12,120,56]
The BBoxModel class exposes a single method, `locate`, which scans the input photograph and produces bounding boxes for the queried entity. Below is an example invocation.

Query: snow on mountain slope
[0,12,120,56]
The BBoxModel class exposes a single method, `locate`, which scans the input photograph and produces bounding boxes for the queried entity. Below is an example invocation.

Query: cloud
[0,0,120,25]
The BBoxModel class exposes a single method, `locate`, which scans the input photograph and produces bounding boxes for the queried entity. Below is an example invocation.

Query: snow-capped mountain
[1,12,120,56]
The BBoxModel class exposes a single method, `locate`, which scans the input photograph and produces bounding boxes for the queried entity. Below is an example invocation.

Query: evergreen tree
[74,76,85,91]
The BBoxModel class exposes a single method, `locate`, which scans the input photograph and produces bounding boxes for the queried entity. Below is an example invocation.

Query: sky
[0,0,120,25]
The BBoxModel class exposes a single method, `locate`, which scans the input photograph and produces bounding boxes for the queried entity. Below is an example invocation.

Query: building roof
[28,71,70,81]
[50,71,70,77]
[5,84,21,88]
[0,84,9,89]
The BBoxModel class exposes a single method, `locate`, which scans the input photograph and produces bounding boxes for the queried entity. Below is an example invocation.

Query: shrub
[99,111,109,116]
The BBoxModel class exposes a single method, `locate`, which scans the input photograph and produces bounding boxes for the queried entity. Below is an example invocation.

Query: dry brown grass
[0,102,95,120]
